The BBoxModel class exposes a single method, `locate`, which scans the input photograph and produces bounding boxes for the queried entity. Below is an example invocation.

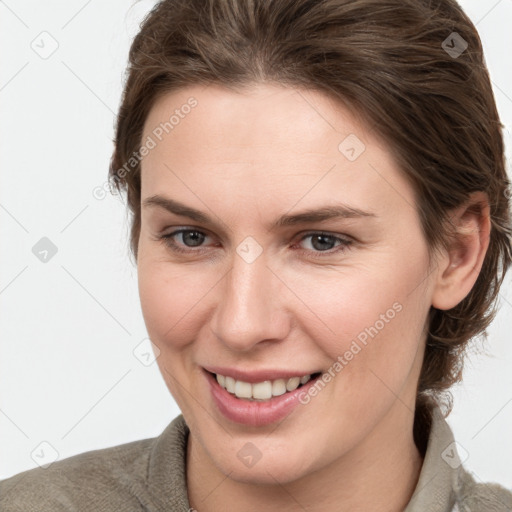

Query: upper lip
[203,366,320,383]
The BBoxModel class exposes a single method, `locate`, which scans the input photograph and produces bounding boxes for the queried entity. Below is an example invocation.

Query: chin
[219,455,313,486]
[202,433,322,486]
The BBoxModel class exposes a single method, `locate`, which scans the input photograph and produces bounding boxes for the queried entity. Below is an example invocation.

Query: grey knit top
[1,406,511,511]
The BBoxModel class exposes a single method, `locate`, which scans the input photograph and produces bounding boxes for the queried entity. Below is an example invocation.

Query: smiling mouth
[208,371,322,401]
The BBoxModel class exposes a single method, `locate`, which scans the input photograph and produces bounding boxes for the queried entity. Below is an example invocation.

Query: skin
[137,83,490,511]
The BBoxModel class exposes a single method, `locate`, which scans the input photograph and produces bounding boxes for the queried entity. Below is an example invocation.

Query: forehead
[140,83,416,218]
[142,83,370,156]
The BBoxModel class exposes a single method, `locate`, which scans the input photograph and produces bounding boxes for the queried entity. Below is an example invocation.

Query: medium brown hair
[109,0,512,442]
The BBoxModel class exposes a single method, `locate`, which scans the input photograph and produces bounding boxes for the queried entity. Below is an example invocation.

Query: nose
[210,248,291,352]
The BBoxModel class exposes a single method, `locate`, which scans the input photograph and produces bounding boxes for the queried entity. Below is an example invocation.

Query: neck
[187,402,424,512]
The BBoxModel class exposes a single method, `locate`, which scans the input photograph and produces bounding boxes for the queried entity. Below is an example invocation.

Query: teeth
[225,376,236,393]
[234,380,252,399]
[271,379,287,396]
[286,376,301,392]
[215,373,313,400]
[252,381,272,400]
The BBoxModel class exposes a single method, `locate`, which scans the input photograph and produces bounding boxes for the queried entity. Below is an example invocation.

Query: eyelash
[157,228,353,259]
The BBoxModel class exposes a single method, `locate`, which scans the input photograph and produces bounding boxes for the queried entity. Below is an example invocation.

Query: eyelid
[158,226,354,257]
[159,226,353,244]
[160,227,214,252]
[293,231,354,255]
[299,230,353,243]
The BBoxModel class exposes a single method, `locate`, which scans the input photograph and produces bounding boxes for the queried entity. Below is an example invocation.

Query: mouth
[208,370,323,401]
[203,368,324,427]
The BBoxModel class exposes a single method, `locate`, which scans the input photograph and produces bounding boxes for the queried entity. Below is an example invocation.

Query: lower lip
[205,370,320,427]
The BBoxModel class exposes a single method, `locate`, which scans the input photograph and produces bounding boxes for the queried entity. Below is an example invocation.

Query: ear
[431,191,491,311]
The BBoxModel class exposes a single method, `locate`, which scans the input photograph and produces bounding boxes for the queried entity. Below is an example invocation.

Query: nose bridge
[211,243,289,351]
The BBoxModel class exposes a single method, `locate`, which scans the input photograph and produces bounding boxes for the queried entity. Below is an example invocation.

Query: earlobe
[431,192,491,311]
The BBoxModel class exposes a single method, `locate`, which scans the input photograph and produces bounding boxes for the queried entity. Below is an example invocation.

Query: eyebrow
[142,195,376,230]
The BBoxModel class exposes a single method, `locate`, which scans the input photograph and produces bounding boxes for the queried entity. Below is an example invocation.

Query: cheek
[137,246,235,365]
[294,246,431,397]
[297,259,426,349]
[137,253,207,349]
[137,252,211,412]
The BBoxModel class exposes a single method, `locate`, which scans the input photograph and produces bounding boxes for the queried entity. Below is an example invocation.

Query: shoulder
[456,470,512,512]
[408,404,512,512]
[0,435,155,512]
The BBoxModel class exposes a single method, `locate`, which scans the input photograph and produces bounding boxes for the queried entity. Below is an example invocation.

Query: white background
[1,0,511,488]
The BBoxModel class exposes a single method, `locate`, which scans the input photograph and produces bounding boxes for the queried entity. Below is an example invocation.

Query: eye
[159,229,213,254]
[157,228,353,258]
[294,232,353,258]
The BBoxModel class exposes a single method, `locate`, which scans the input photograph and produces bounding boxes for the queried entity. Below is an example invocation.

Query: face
[137,83,436,485]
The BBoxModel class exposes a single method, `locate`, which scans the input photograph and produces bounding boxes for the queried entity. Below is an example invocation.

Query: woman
[1,0,511,510]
